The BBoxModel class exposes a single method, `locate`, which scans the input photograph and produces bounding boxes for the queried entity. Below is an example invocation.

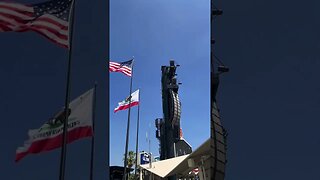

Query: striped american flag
[192,168,199,175]
[109,59,133,77]
[0,0,72,48]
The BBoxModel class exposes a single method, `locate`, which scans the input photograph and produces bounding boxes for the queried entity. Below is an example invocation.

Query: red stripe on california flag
[114,101,139,113]
[15,126,93,162]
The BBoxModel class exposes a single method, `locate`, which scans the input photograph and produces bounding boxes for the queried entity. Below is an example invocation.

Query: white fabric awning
[140,154,188,178]
[140,139,211,178]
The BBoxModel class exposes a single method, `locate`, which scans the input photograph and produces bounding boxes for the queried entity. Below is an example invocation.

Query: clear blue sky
[110,0,210,166]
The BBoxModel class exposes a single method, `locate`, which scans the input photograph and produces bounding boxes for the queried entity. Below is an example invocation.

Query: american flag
[191,168,199,175]
[109,59,133,77]
[0,0,72,48]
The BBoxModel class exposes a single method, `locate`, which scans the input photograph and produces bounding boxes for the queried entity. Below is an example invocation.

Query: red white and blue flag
[109,59,133,77]
[0,0,72,48]
[114,89,139,113]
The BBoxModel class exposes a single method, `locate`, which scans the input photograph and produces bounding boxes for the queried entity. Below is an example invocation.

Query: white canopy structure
[140,138,212,179]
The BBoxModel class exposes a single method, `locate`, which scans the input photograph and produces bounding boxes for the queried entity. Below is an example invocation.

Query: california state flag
[15,89,94,162]
[114,89,139,113]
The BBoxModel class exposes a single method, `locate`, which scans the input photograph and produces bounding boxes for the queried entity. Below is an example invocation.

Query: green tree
[123,151,136,180]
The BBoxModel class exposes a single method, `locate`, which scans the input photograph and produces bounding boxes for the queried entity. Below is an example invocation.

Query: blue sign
[140,153,150,165]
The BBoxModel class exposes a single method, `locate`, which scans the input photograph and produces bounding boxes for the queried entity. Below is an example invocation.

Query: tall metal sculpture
[156,60,182,160]
[211,0,228,179]
[154,60,192,179]
[210,71,228,180]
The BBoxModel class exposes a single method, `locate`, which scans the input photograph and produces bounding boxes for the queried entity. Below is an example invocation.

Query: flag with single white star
[0,0,72,48]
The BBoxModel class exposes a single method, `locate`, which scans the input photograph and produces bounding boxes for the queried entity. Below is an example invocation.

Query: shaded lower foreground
[110,166,134,180]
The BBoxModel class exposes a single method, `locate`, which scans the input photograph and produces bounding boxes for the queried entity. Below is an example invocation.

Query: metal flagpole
[148,123,151,169]
[134,90,140,178]
[90,82,98,180]
[123,58,134,180]
[59,0,76,180]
